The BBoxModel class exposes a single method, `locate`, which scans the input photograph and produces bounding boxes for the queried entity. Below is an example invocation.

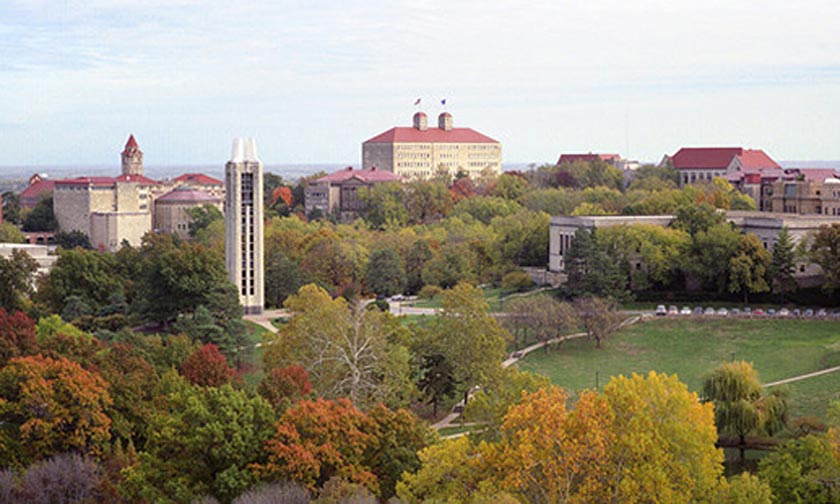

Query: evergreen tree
[770,226,797,302]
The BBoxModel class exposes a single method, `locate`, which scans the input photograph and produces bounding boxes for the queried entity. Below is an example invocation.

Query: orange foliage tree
[258,365,312,412]
[180,343,235,387]
[0,355,112,467]
[0,308,38,365]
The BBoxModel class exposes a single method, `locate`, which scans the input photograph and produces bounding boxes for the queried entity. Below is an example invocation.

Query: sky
[1,0,839,168]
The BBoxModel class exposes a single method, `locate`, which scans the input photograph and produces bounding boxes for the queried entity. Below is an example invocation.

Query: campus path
[764,365,840,387]
[244,308,288,333]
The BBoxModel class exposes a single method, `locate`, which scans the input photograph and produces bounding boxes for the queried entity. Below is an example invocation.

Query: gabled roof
[364,127,498,144]
[670,147,744,170]
[795,168,840,182]
[314,167,402,184]
[156,187,221,204]
[174,173,223,186]
[557,153,621,165]
[122,134,140,155]
[736,149,780,170]
[20,179,55,202]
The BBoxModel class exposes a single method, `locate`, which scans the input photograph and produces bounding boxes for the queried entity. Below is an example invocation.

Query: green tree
[490,209,549,267]
[432,283,507,405]
[405,180,453,224]
[809,224,840,294]
[22,196,57,232]
[728,233,771,303]
[364,247,405,297]
[759,434,840,503]
[686,223,741,293]
[770,226,797,302]
[565,228,629,300]
[358,182,408,229]
[702,360,789,463]
[673,203,725,236]
[452,196,522,225]
[186,204,223,238]
[1,191,21,224]
[264,249,305,308]
[405,239,434,294]
[492,173,530,200]
[121,376,275,504]
[0,221,25,243]
[0,249,38,311]
[39,247,125,315]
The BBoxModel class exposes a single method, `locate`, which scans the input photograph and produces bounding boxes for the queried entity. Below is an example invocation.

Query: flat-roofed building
[362,112,501,180]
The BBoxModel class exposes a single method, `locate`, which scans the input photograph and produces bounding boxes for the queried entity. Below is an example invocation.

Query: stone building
[664,147,779,187]
[121,134,144,176]
[154,186,223,239]
[225,138,264,314]
[362,112,502,180]
[19,174,55,209]
[304,166,402,221]
[549,211,837,286]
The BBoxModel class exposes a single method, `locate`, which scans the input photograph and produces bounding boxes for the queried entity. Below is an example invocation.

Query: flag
[441,98,446,106]
[414,98,421,106]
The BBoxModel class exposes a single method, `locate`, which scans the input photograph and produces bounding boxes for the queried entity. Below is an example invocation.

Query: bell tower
[121,134,143,176]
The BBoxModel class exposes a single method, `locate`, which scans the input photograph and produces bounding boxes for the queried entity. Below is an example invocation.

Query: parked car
[743,307,752,316]
[693,306,704,315]
[804,309,814,317]
[716,308,728,316]
[390,294,405,301]
[792,308,801,317]
[704,307,716,315]
[817,308,828,317]
[655,305,667,316]
[767,308,777,316]
[730,308,741,316]
[754,308,765,316]
[778,308,790,317]
[668,305,679,315]
[680,306,692,315]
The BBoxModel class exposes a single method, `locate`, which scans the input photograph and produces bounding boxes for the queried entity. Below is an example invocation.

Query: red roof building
[362,112,502,180]
[305,167,402,221]
[174,173,223,186]
[665,147,779,187]
[19,174,56,209]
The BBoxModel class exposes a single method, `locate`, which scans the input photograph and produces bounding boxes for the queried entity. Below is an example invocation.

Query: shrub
[501,270,535,291]
[418,285,442,300]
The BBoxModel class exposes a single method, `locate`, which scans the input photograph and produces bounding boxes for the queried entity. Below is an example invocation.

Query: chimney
[413,112,428,131]
[438,112,453,131]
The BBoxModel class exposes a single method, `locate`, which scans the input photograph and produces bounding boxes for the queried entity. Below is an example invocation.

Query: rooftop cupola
[438,112,453,131]
[412,112,428,131]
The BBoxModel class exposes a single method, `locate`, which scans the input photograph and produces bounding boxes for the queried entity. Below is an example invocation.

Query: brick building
[304,166,401,221]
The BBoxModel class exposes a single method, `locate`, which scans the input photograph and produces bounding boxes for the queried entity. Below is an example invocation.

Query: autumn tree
[503,295,578,351]
[702,360,789,463]
[728,233,771,303]
[258,365,312,413]
[405,180,453,224]
[0,355,112,467]
[121,376,275,503]
[181,343,236,387]
[770,226,797,302]
[463,368,552,441]
[0,308,38,365]
[574,296,622,349]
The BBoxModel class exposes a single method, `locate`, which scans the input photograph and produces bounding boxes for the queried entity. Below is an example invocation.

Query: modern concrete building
[549,211,838,286]
[362,112,502,180]
[304,166,402,221]
[225,138,264,314]
[0,243,56,277]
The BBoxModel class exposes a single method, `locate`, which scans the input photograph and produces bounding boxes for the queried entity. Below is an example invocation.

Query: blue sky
[1,0,839,167]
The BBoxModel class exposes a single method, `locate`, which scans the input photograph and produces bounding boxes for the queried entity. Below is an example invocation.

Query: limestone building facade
[154,186,223,239]
[304,166,402,221]
[362,112,502,180]
[225,138,264,314]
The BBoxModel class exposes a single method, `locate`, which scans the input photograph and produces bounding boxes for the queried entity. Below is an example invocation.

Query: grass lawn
[239,321,272,387]
[411,286,553,311]
[517,318,840,420]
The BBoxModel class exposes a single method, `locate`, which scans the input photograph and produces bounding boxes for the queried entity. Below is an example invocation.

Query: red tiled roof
[156,187,221,204]
[364,127,498,144]
[670,147,744,170]
[122,134,140,155]
[20,179,55,203]
[315,167,402,184]
[54,176,117,186]
[736,149,780,170]
[174,173,223,186]
[115,173,158,185]
[557,153,621,165]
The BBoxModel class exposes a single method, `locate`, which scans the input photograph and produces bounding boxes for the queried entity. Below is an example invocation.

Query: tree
[463,368,552,441]
[728,233,771,303]
[121,377,275,504]
[503,295,577,351]
[770,226,797,302]
[0,221,25,243]
[258,365,312,413]
[22,196,57,232]
[0,308,38,366]
[187,204,224,238]
[490,209,550,267]
[432,283,507,405]
[416,352,457,418]
[264,249,305,308]
[702,360,789,463]
[17,453,103,504]
[405,180,453,224]
[492,173,530,200]
[565,228,629,300]
[809,224,840,294]
[364,247,406,297]
[53,229,93,249]
[0,355,112,467]
[1,191,21,224]
[39,247,125,315]
[96,342,159,445]
[759,434,840,503]
[685,223,741,293]
[574,296,622,349]
[405,239,434,294]
[0,248,38,311]
[264,284,412,408]
[181,343,236,387]
[357,182,408,229]
[452,196,522,225]
[672,203,725,236]
[230,481,310,504]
